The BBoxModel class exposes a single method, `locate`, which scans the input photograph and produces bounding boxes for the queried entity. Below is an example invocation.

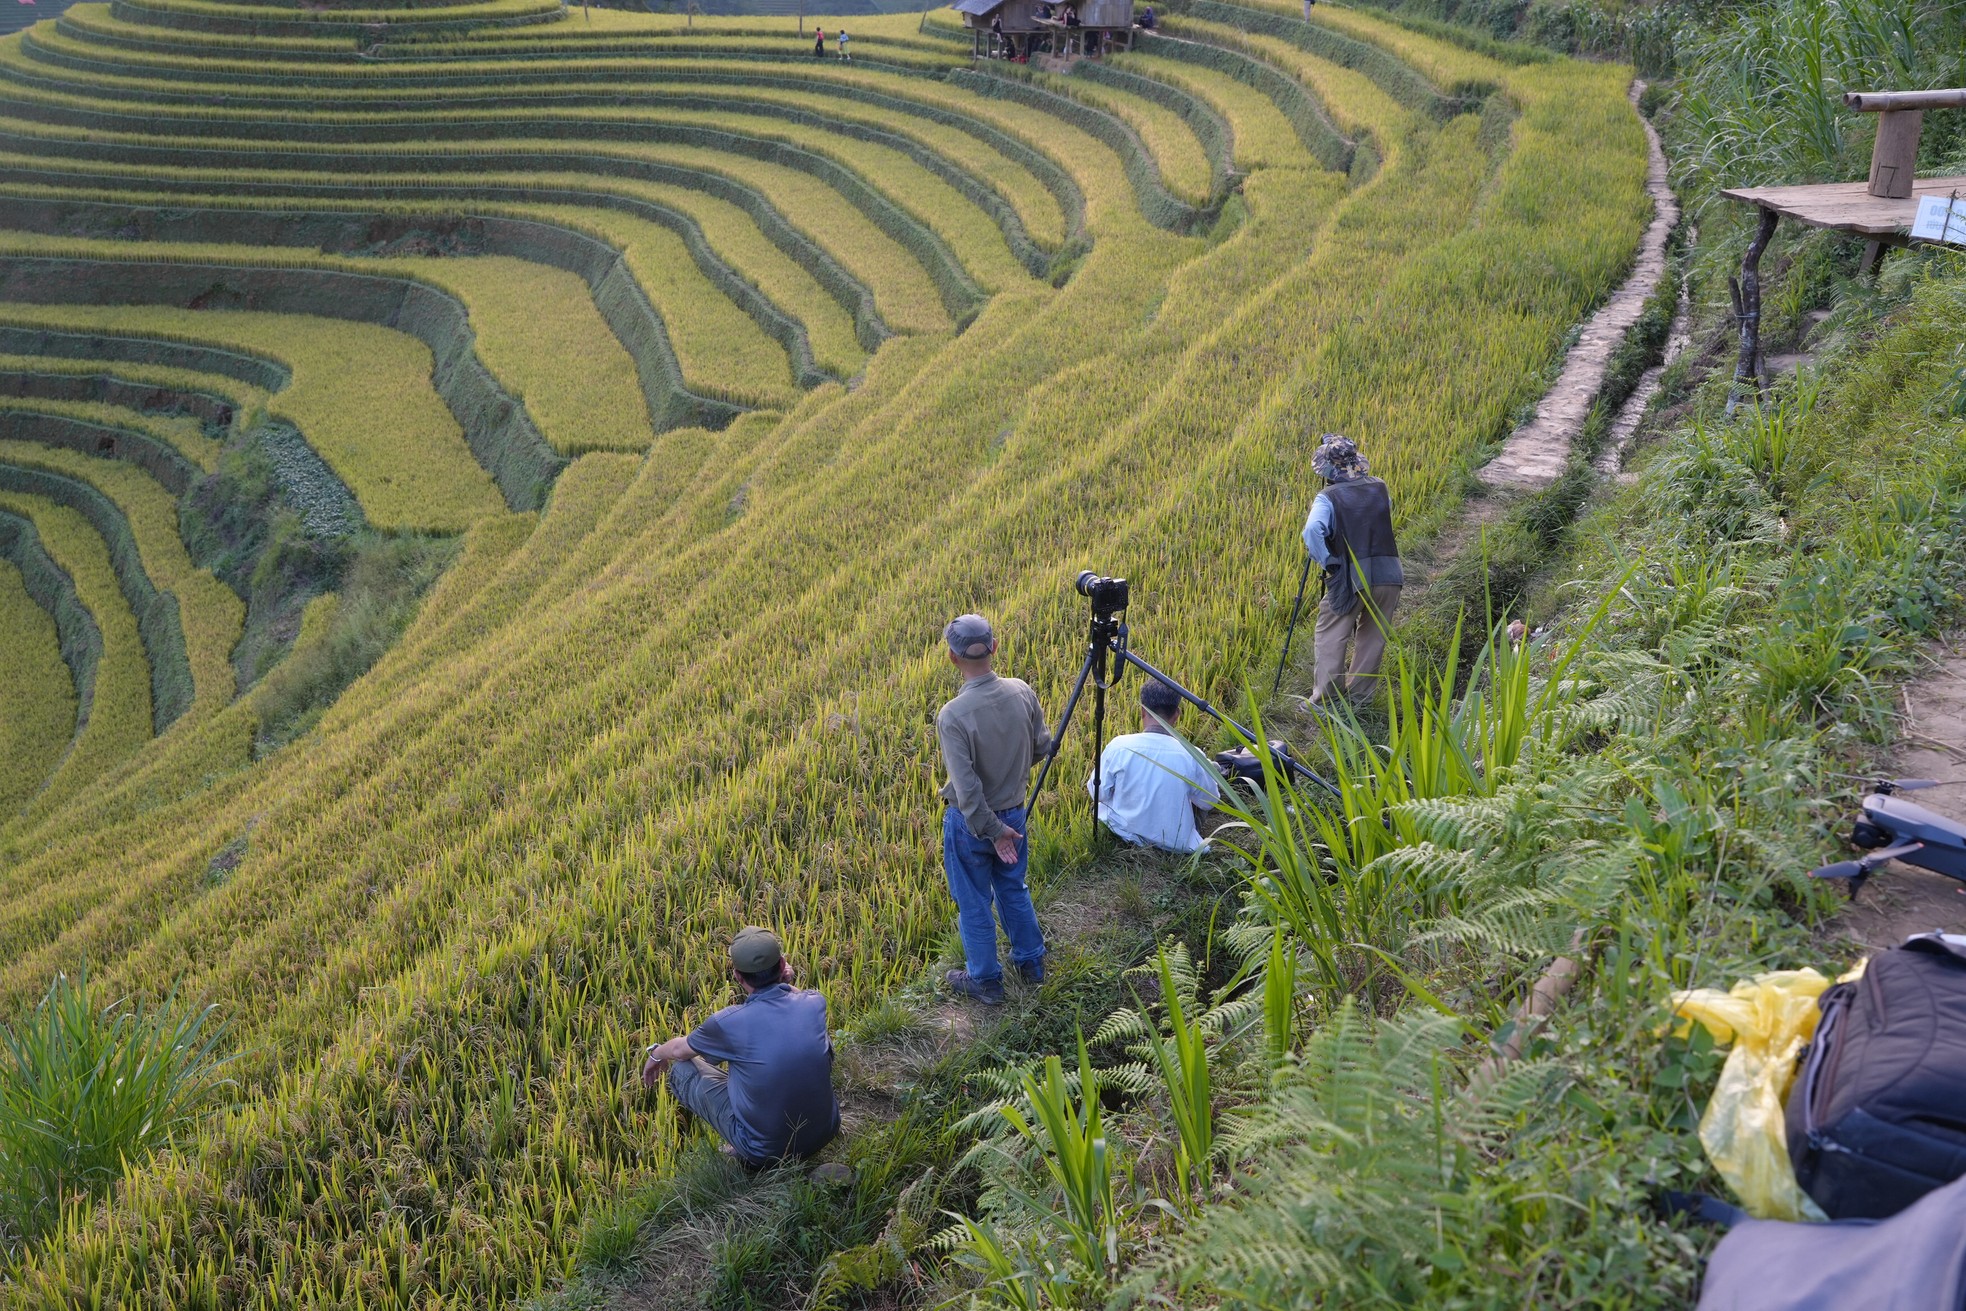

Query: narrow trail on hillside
[1477,79,1678,491]
[1396,80,1676,611]
[1596,252,1692,480]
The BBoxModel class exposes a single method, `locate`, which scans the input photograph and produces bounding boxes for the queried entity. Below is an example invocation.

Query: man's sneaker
[944,968,1005,1005]
[1016,959,1045,985]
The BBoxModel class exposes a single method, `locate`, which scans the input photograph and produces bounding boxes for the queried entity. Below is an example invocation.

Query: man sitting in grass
[641,927,840,1168]
[1088,678,1220,854]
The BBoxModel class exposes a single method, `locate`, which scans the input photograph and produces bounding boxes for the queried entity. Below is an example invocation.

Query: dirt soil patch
[1831,633,1966,952]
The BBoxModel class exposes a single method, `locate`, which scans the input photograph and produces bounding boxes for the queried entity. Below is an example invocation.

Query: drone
[1811,778,1966,898]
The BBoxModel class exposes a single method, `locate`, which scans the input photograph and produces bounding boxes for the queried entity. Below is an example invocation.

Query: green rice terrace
[0,0,1958,1299]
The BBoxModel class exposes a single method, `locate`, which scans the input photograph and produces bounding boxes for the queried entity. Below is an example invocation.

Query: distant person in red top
[813,26,825,57]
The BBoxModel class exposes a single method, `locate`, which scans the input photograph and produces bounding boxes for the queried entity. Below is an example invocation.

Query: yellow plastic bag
[1670,968,1837,1221]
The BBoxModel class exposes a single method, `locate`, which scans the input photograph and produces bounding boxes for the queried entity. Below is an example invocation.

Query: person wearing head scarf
[1301,433,1403,704]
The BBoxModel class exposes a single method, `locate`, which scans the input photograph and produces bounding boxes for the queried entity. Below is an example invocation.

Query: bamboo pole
[1844,89,1966,113]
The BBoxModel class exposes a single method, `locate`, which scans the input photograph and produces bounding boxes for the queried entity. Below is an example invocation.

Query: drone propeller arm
[1811,841,1926,879]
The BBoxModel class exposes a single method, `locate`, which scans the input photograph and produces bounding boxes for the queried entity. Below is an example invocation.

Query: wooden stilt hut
[955,0,1039,60]
[1025,0,1134,67]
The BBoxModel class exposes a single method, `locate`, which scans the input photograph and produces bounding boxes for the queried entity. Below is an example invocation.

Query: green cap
[729,926,783,974]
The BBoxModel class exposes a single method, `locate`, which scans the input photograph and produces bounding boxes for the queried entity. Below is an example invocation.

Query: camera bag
[1784,932,1966,1220]
[1212,741,1293,786]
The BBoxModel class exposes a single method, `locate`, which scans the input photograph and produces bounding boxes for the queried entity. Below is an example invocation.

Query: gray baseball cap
[945,613,995,659]
[729,926,783,974]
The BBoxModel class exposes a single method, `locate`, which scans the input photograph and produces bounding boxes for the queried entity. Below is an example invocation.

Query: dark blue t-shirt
[686,984,839,1162]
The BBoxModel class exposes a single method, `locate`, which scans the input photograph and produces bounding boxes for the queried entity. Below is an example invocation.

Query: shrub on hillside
[0,969,234,1252]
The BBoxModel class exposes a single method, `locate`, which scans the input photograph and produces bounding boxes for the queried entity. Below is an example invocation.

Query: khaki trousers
[1312,584,1402,703]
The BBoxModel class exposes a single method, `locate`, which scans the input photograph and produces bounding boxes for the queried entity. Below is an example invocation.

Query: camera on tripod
[1075,570,1129,616]
[1026,569,1337,819]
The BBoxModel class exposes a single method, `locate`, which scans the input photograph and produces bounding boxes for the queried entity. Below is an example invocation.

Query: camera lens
[1076,569,1098,597]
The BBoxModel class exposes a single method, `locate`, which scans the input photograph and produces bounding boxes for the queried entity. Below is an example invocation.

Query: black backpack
[1786,933,1966,1220]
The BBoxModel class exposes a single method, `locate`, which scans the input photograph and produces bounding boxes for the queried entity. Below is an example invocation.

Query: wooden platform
[1720,174,1966,238]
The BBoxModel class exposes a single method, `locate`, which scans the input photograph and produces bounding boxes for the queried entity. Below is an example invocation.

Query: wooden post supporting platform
[1867,110,1924,198]
[1727,206,1779,417]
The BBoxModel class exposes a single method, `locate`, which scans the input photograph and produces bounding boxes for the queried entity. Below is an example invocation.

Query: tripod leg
[1026,646,1096,810]
[1272,551,1315,697]
[1090,677,1107,846]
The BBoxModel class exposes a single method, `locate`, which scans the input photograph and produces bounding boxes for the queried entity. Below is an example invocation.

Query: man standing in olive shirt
[936,613,1051,1005]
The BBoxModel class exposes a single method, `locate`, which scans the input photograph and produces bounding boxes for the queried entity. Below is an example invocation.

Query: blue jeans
[667,1058,765,1167]
[942,805,1045,983]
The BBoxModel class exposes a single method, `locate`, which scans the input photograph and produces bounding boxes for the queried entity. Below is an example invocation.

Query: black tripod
[1027,575,1339,819]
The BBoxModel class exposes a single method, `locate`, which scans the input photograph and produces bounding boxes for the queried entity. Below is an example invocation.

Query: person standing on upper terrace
[1302,433,1403,705]
[936,613,1051,1006]
[641,926,840,1168]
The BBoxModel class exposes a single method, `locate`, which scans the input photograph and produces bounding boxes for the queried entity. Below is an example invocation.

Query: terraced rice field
[0,0,1652,1300]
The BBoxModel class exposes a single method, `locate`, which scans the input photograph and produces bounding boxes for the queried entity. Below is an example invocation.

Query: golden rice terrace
[0,0,1650,1295]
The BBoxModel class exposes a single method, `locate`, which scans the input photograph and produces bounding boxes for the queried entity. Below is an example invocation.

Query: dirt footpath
[1480,81,1678,490]
[1832,633,1966,952]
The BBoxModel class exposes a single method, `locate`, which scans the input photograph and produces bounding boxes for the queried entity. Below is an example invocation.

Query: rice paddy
[0,0,1653,1300]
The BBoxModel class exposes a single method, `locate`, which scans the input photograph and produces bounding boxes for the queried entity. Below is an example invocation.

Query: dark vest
[1319,477,1402,615]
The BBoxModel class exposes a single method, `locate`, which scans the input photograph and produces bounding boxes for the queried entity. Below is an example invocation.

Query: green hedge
[0,249,567,511]
[952,64,1216,234]
[1184,0,1460,117]
[0,322,290,392]
[1134,31,1353,174]
[0,407,203,495]
[0,461,193,733]
[1070,60,1235,194]
[0,149,893,357]
[0,365,239,429]
[0,507,99,739]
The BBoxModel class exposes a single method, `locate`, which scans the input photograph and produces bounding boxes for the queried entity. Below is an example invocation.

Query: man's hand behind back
[994,827,1022,865]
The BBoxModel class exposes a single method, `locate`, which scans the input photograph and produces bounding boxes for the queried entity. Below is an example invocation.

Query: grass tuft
[0,967,234,1253]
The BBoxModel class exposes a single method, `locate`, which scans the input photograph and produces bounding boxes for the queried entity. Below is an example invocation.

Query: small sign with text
[1910,194,1966,244]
